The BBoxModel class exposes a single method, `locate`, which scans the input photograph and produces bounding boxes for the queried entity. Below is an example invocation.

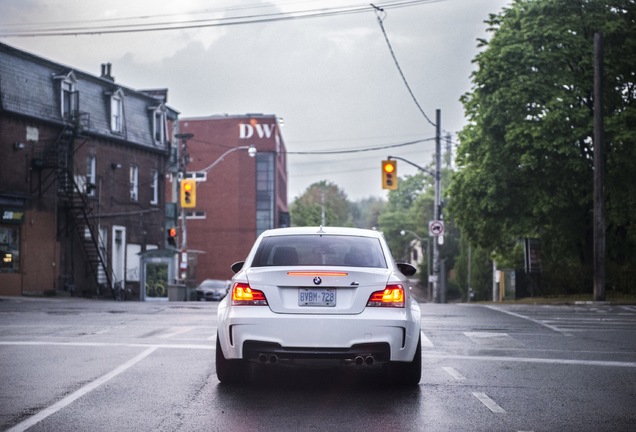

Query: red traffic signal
[167,227,177,247]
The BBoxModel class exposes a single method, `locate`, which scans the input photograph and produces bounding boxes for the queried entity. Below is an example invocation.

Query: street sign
[429,220,445,237]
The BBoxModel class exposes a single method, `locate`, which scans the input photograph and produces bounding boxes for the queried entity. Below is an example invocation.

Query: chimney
[100,63,115,81]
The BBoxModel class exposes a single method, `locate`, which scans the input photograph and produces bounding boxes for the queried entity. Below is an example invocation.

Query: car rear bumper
[217,306,420,363]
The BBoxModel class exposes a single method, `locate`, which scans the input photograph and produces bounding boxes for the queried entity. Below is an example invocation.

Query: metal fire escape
[31,113,113,296]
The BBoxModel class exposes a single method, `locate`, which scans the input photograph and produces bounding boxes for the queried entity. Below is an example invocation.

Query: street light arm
[387,155,436,178]
[201,145,256,173]
[400,229,423,241]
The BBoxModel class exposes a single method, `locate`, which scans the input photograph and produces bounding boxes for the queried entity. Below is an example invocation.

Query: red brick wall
[178,115,287,282]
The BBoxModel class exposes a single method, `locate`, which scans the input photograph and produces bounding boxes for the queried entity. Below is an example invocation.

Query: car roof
[260,226,383,239]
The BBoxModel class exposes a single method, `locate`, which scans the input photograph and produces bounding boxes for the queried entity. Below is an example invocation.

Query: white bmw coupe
[216,226,422,386]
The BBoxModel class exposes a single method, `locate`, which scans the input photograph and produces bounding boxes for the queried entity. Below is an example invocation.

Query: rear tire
[389,335,421,386]
[215,334,246,384]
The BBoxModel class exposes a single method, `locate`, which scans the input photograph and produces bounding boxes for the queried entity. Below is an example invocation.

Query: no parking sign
[429,220,445,237]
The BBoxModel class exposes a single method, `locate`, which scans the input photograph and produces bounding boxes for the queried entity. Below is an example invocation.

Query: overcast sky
[0,0,510,202]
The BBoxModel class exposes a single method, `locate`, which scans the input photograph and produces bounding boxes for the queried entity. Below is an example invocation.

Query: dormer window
[110,89,125,133]
[54,71,78,119]
[151,106,167,144]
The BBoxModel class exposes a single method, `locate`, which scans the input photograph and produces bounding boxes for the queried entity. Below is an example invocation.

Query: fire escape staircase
[31,119,113,296]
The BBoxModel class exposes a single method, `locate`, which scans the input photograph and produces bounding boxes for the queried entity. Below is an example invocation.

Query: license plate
[298,288,336,307]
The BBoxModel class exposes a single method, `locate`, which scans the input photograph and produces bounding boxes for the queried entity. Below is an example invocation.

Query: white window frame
[152,106,166,144]
[61,80,77,119]
[150,169,158,205]
[129,164,138,202]
[110,90,124,133]
[86,155,96,197]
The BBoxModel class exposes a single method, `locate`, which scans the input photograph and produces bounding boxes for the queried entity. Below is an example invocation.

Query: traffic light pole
[175,133,193,282]
[386,109,442,303]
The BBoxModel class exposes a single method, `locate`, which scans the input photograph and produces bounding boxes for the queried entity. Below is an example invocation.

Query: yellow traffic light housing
[180,179,196,208]
[382,160,397,190]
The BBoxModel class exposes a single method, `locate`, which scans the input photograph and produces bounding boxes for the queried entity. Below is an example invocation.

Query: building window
[86,155,96,197]
[150,169,158,205]
[130,165,139,202]
[255,153,275,236]
[153,108,166,144]
[61,80,77,119]
[185,210,206,219]
[110,92,123,133]
[185,172,207,181]
[0,226,20,272]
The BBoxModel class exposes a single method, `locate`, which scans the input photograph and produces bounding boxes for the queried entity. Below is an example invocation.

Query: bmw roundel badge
[313,277,322,285]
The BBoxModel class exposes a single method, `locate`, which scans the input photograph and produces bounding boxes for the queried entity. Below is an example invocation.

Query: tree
[289,181,352,227]
[449,0,636,294]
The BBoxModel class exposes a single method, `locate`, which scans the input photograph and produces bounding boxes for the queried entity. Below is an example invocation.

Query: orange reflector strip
[287,271,349,277]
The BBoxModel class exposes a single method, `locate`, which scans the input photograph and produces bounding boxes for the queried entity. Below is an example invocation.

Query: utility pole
[593,33,606,301]
[175,132,193,283]
[432,109,442,303]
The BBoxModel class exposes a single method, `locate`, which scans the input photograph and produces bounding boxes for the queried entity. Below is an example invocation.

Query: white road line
[159,326,195,338]
[0,341,213,350]
[6,347,158,432]
[424,352,636,368]
[442,366,466,380]
[472,392,506,413]
[421,331,434,348]
[483,305,572,336]
[620,306,636,313]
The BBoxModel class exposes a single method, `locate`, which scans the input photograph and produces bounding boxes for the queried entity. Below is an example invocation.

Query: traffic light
[382,160,397,190]
[167,227,177,247]
[180,179,196,208]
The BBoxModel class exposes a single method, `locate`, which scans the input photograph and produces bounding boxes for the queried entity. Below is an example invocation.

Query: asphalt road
[0,297,634,432]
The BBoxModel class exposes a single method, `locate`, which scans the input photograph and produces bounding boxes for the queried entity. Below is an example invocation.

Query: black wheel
[215,334,246,384]
[389,335,421,386]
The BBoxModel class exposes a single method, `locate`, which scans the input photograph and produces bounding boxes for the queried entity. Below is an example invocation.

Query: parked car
[215,226,421,386]
[195,279,231,301]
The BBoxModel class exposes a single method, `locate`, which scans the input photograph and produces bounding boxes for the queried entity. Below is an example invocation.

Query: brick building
[0,42,179,298]
[177,114,289,283]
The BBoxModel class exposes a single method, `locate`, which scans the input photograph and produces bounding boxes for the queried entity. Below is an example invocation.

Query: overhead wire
[0,0,442,38]
[371,3,437,128]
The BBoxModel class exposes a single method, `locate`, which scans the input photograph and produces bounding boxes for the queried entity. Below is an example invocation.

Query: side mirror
[230,261,245,274]
[397,262,417,277]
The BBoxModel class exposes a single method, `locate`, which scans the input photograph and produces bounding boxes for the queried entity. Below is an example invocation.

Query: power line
[286,137,435,155]
[372,3,437,127]
[0,1,441,38]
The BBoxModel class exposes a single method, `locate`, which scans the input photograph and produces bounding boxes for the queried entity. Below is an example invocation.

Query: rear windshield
[251,235,387,268]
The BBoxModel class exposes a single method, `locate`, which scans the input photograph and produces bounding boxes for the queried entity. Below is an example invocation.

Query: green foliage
[289,181,353,227]
[351,196,386,229]
[449,0,636,293]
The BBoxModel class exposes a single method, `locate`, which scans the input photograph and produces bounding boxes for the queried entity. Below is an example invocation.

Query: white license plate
[299,288,336,307]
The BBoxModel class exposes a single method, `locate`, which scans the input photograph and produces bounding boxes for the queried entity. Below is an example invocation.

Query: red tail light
[231,282,268,306]
[367,284,405,308]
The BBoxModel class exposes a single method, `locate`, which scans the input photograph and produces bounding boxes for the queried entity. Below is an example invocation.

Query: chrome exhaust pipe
[258,354,268,363]
[354,356,364,366]
[269,355,278,364]
[365,356,374,365]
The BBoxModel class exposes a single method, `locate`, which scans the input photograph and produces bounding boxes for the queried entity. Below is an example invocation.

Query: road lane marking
[5,347,158,432]
[159,326,195,338]
[421,331,434,348]
[472,392,506,413]
[0,341,213,350]
[483,305,572,336]
[442,366,466,380]
[423,352,636,368]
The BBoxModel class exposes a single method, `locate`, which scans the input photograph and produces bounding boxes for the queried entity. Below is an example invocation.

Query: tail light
[231,282,268,306]
[367,284,405,308]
